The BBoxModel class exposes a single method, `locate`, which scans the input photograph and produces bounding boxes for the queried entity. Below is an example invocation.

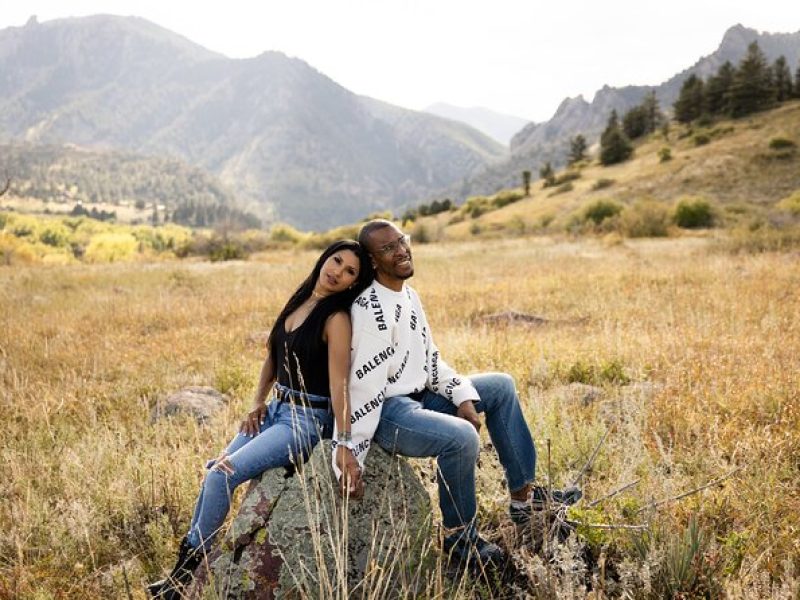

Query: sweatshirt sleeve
[332,291,394,478]
[416,293,479,407]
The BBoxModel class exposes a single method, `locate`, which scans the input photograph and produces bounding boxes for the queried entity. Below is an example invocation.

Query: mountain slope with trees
[0,142,259,228]
[407,99,800,245]
[0,15,506,229]
[449,25,800,201]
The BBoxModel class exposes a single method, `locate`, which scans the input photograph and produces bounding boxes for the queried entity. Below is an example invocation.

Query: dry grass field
[1,236,798,598]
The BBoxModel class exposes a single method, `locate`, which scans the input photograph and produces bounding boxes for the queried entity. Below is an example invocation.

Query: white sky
[2,1,799,123]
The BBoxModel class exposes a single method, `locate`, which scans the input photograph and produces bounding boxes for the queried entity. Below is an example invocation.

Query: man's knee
[477,372,518,405]
[447,420,480,459]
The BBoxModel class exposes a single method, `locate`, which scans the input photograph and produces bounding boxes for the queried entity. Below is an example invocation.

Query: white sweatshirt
[332,281,479,477]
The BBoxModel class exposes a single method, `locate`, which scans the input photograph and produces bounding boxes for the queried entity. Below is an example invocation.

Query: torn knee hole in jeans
[211,457,236,475]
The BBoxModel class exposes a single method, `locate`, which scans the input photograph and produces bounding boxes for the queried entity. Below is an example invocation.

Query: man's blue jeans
[373,372,536,530]
[186,389,332,549]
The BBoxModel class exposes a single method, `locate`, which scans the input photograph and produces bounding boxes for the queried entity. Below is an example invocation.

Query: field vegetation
[1,236,798,598]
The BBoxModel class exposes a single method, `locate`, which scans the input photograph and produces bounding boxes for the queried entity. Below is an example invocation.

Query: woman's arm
[325,311,363,498]
[240,353,275,437]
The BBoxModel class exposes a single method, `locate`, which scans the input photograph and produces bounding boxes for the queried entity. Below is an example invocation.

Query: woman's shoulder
[325,308,352,326]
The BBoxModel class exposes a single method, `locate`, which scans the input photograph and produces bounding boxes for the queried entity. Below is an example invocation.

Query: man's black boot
[147,537,202,599]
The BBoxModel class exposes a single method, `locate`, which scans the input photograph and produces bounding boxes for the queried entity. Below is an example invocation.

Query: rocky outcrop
[151,386,228,424]
[189,441,431,599]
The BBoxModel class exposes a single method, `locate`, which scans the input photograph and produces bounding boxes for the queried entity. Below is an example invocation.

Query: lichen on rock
[189,441,431,599]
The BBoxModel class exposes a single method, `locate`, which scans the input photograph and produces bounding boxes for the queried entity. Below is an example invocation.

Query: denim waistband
[273,383,331,410]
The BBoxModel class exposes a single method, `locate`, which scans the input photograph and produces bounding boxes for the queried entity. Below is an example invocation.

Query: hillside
[450,25,800,201]
[418,100,800,239]
[0,142,261,228]
[0,15,506,230]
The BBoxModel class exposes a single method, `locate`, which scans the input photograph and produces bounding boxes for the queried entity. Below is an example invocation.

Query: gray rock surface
[189,441,432,599]
[152,386,228,424]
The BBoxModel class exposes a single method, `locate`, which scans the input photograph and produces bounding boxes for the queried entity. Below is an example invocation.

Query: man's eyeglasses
[376,234,411,256]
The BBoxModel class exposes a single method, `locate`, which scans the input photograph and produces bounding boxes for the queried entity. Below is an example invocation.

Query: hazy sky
[2,1,799,123]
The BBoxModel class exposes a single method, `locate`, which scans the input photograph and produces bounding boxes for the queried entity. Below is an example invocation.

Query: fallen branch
[587,478,641,508]
[571,429,609,487]
[635,466,743,515]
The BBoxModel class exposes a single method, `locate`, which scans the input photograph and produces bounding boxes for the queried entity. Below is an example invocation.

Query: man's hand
[457,400,481,432]
[239,403,266,437]
[336,445,364,500]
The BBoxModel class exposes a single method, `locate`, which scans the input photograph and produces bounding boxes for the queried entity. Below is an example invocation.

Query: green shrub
[619,200,670,237]
[208,238,247,262]
[584,199,623,225]
[409,222,433,244]
[561,358,631,385]
[658,147,672,163]
[553,170,581,186]
[548,182,573,196]
[777,191,800,216]
[492,190,524,208]
[591,178,615,191]
[769,137,796,150]
[448,213,465,225]
[674,197,715,228]
[462,196,492,218]
[693,134,710,147]
[269,223,306,244]
[84,232,138,263]
[696,113,714,127]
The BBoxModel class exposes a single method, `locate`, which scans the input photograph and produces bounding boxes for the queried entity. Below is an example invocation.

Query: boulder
[151,386,228,424]
[189,441,432,599]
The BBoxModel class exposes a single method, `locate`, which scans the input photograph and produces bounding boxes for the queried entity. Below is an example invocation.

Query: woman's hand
[336,445,364,500]
[240,403,266,437]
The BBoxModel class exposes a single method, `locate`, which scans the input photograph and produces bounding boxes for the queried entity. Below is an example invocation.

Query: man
[332,219,579,569]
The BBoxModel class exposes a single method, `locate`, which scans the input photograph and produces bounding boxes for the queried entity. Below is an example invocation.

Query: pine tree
[794,66,800,99]
[522,170,531,196]
[674,74,705,123]
[728,42,774,117]
[600,110,633,166]
[539,162,555,187]
[772,56,792,102]
[568,135,587,165]
[642,91,664,133]
[705,61,735,116]
[623,105,648,139]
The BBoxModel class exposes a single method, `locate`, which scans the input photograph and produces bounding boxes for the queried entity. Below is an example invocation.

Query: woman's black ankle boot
[147,537,202,599]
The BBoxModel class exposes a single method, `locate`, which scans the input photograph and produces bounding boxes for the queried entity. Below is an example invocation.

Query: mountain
[0,15,506,229]
[453,25,800,201]
[423,103,531,146]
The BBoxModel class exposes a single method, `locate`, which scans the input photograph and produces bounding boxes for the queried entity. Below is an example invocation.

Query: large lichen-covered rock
[189,441,432,599]
[151,386,228,424]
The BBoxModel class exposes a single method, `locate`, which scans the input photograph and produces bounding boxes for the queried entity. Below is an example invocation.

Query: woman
[149,240,372,599]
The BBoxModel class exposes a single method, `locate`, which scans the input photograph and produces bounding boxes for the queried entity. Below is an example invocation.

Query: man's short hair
[358,219,395,252]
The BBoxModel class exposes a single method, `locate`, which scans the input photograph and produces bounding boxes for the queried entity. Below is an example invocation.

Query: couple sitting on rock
[149,219,581,598]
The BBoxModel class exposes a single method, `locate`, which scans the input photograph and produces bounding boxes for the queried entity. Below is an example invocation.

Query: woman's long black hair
[266,239,373,377]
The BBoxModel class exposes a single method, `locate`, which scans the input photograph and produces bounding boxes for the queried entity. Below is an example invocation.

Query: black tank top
[271,308,332,397]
